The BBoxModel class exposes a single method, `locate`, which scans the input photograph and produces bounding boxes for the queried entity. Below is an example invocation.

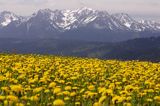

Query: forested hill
[0,36,160,62]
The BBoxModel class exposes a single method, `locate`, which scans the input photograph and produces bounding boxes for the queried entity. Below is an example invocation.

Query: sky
[0,0,160,20]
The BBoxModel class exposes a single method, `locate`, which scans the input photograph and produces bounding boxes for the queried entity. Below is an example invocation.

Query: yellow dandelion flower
[1,87,9,92]
[63,91,70,96]
[123,102,132,106]
[88,85,95,91]
[44,89,50,93]
[70,92,76,97]
[98,87,106,94]
[4,100,14,106]
[6,95,18,102]
[99,96,107,103]
[75,102,80,105]
[154,96,160,102]
[64,97,70,101]
[93,102,102,106]
[64,86,72,91]
[33,87,43,93]
[146,98,153,102]
[30,95,39,101]
[20,96,28,100]
[10,85,23,93]
[53,87,61,94]
[53,99,65,106]
[0,95,5,100]
[16,103,24,106]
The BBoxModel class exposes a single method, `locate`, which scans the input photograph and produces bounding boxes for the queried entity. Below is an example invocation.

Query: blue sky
[0,0,160,20]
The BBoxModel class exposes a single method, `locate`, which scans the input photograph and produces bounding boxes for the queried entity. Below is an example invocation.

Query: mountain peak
[1,11,13,15]
[38,9,53,13]
[31,9,53,17]
[113,13,132,20]
[0,11,19,27]
[74,7,95,14]
[79,7,93,11]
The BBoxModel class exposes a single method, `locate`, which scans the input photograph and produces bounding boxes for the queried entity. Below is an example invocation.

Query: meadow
[0,54,160,106]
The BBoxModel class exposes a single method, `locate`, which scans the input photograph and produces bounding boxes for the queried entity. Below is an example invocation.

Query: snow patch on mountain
[0,11,18,27]
[83,16,97,24]
[124,22,131,28]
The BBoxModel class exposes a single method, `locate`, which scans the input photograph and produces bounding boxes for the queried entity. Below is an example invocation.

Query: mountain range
[0,7,160,42]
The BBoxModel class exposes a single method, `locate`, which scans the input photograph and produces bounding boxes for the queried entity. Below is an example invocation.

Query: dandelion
[53,99,65,106]
[49,82,57,88]
[75,102,80,105]
[93,102,102,106]
[70,92,76,97]
[64,86,72,91]
[0,95,5,100]
[88,85,95,91]
[30,95,39,101]
[33,87,43,93]
[154,96,160,102]
[99,96,107,103]
[6,95,18,102]
[53,87,61,94]
[64,97,70,101]
[16,103,24,106]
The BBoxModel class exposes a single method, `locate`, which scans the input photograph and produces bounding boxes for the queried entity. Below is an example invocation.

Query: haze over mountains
[0,7,160,42]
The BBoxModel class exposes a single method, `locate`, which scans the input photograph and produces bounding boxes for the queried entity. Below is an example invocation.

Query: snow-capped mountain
[139,20,160,30]
[0,11,19,27]
[0,8,160,42]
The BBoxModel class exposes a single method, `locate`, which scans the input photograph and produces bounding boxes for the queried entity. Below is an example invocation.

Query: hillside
[0,36,160,62]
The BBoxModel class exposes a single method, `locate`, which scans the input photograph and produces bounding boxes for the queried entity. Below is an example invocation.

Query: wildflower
[146,98,153,102]
[49,82,57,88]
[154,96,160,102]
[16,103,24,106]
[30,95,39,101]
[6,95,18,102]
[98,87,106,93]
[0,95,5,100]
[75,102,80,105]
[70,92,76,97]
[53,87,61,94]
[88,85,95,91]
[64,97,70,101]
[33,87,43,93]
[20,96,28,100]
[63,91,70,96]
[1,87,9,92]
[53,99,65,106]
[99,96,107,103]
[44,89,50,93]
[93,102,102,106]
[123,102,132,106]
[64,86,72,91]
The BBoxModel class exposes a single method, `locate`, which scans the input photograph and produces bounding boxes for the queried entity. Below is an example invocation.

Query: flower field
[0,54,160,106]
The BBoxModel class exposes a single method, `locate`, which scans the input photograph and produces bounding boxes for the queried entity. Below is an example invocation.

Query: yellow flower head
[53,99,65,106]
[64,86,72,91]
[6,95,18,102]
[99,96,107,103]
[53,87,61,94]
[88,85,95,91]
[49,82,57,88]
[93,102,102,106]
